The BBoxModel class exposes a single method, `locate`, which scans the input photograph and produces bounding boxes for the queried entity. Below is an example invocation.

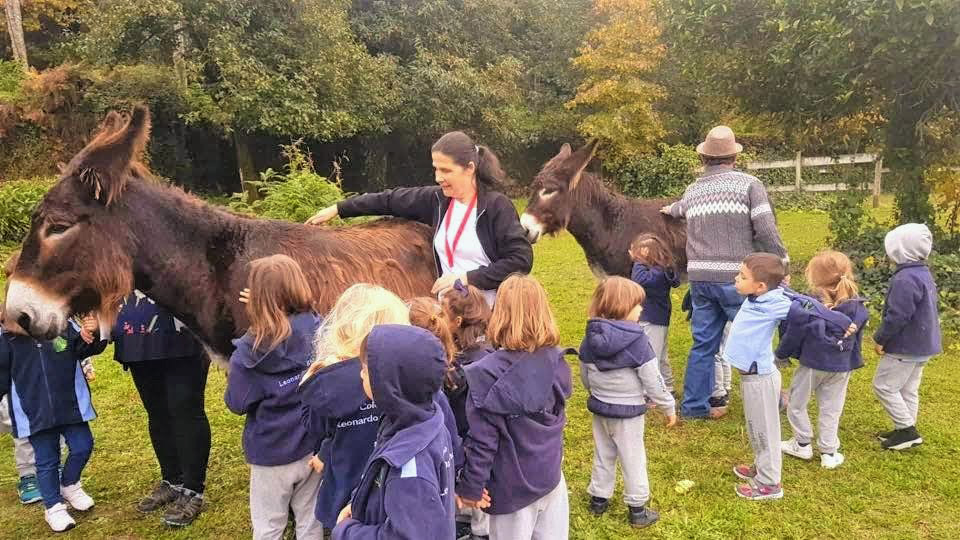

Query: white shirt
[433,200,496,306]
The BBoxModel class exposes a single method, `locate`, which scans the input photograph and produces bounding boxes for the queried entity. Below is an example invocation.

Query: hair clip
[453,279,469,297]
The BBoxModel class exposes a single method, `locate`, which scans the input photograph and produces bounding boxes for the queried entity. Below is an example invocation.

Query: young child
[456,274,572,540]
[579,277,677,529]
[723,253,792,501]
[872,223,941,450]
[0,394,42,504]
[332,325,456,539]
[224,255,324,539]
[711,323,733,407]
[297,284,409,533]
[629,233,681,394]
[778,251,868,469]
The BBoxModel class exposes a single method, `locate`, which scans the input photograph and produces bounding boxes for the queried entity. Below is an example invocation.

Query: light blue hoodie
[722,287,792,374]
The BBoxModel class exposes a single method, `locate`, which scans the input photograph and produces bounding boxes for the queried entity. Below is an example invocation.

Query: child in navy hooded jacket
[776,251,868,470]
[872,223,942,451]
[332,324,456,540]
[579,277,676,529]
[225,255,324,539]
[629,234,682,393]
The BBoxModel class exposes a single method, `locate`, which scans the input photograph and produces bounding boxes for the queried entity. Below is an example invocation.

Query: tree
[567,0,665,168]
[4,0,28,68]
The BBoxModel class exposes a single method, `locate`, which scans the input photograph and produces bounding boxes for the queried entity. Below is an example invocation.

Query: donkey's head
[520,140,598,243]
[4,106,151,340]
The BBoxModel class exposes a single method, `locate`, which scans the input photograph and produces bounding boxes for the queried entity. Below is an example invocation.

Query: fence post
[795,150,802,192]
[873,158,883,208]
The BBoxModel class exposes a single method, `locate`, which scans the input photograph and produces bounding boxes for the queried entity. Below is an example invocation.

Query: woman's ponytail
[433,132,505,191]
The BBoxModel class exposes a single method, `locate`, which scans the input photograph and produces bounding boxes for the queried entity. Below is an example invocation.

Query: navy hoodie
[444,342,495,439]
[631,263,681,326]
[112,291,201,364]
[457,346,572,515]
[333,325,455,540]
[0,322,108,438]
[776,294,867,373]
[874,263,942,357]
[225,312,320,466]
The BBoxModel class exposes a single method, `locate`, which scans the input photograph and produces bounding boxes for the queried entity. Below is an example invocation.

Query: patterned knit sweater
[669,165,788,283]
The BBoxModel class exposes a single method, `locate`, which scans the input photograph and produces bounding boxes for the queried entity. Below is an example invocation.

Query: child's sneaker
[881,426,923,450]
[44,502,76,532]
[17,474,42,504]
[781,438,813,460]
[708,394,729,408]
[61,482,95,511]
[735,480,783,501]
[876,429,897,442]
[627,505,659,528]
[588,496,609,516]
[820,452,845,469]
[732,464,756,480]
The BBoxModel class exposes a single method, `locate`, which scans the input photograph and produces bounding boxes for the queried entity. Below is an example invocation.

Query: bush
[770,191,836,213]
[0,178,56,244]
[0,60,24,102]
[613,143,700,198]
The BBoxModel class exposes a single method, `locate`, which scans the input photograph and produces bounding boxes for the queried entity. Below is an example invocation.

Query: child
[332,325,456,539]
[457,274,572,540]
[0,308,105,532]
[723,253,792,501]
[297,284,409,533]
[778,251,868,469]
[872,223,941,450]
[629,233,681,394]
[579,277,677,529]
[0,394,42,504]
[224,255,324,539]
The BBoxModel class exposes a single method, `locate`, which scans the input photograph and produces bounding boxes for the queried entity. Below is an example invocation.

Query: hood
[232,312,320,373]
[786,293,853,332]
[365,324,447,439]
[885,223,933,264]
[297,356,369,419]
[467,347,571,416]
[581,319,654,370]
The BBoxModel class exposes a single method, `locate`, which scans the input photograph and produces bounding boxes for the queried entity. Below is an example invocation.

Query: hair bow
[453,279,469,297]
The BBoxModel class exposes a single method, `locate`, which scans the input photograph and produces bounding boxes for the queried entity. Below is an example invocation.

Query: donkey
[520,141,686,278]
[3,106,437,364]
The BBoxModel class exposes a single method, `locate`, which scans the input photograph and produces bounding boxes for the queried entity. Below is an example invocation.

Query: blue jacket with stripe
[0,323,108,438]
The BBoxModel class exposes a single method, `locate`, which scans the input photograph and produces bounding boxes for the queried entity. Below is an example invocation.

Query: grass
[1,202,958,538]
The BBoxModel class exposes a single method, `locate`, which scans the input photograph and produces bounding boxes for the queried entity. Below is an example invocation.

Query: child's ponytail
[804,251,859,308]
[408,297,458,388]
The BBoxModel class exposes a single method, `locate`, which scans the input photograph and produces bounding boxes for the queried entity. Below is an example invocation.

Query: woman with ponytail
[307,132,533,305]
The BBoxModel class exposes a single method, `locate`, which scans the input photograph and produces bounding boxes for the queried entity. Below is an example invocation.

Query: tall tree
[4,0,28,67]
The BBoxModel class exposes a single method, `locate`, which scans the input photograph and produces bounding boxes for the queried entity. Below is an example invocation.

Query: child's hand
[83,362,96,382]
[457,489,492,509]
[844,323,858,338]
[336,503,352,524]
[308,455,324,474]
[660,205,672,215]
[82,314,98,333]
[80,328,94,344]
[782,274,792,287]
[665,414,678,428]
[239,288,250,304]
[875,344,885,356]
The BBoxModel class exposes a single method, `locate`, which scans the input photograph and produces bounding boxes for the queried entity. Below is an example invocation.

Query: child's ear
[455,316,463,328]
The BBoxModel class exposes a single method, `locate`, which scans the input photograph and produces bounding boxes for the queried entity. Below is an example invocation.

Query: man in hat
[661,125,788,419]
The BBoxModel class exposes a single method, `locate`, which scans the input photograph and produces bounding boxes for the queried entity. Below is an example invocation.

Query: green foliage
[0,178,56,243]
[613,143,699,197]
[0,61,25,102]
[769,192,835,213]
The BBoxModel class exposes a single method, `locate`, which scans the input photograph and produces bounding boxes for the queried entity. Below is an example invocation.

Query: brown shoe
[162,491,203,527]
[136,481,181,513]
[708,406,728,419]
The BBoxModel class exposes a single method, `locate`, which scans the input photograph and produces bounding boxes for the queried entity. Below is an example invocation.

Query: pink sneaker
[735,480,783,500]
[732,464,756,480]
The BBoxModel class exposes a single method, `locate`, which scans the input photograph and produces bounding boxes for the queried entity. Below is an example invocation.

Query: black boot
[588,496,609,516]
[628,506,660,528]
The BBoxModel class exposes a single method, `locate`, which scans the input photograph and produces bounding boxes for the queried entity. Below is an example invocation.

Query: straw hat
[696,125,743,157]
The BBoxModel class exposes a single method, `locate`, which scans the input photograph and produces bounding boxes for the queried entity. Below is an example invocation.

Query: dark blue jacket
[0,323,108,438]
[112,291,202,364]
[224,312,320,466]
[445,343,495,439]
[874,263,942,357]
[579,318,656,417]
[298,357,380,530]
[631,263,681,326]
[776,294,866,372]
[333,325,455,540]
[457,347,571,515]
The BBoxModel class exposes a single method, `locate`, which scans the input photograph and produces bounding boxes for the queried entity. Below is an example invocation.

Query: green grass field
[0,204,957,539]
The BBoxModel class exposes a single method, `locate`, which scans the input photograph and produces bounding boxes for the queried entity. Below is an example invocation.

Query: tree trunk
[363,136,389,191]
[234,131,260,203]
[885,97,932,224]
[4,0,28,68]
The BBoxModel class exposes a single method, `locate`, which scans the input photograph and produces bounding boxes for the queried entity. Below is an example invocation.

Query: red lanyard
[444,194,478,267]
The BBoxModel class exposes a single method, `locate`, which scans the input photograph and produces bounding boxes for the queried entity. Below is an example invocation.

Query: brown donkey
[520,141,686,278]
[3,106,436,362]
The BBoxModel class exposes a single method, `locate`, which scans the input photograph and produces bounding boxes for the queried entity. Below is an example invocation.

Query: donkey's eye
[46,223,73,236]
[540,188,558,198]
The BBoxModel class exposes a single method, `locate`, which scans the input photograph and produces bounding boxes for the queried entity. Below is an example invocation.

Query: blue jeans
[681,282,743,417]
[28,422,94,508]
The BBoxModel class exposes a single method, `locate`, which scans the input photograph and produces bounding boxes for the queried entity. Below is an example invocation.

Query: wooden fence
[745,152,885,207]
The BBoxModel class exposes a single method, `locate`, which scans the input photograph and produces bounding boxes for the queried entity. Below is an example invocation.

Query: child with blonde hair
[225,255,324,539]
[456,274,572,540]
[297,284,409,532]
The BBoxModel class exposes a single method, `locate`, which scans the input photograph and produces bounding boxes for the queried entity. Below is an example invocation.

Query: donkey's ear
[558,143,572,158]
[566,139,599,191]
[74,105,151,206]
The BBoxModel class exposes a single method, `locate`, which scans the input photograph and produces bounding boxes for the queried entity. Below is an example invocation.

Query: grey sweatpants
[873,354,928,429]
[249,454,324,540]
[488,473,568,540]
[712,323,733,398]
[640,323,673,392]
[0,396,36,477]
[741,370,782,486]
[587,415,649,507]
[787,367,851,454]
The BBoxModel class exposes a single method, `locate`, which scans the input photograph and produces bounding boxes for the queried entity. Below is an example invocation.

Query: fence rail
[745,152,884,207]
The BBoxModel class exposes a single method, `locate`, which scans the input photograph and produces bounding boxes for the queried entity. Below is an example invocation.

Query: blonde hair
[805,250,859,308]
[245,255,315,351]
[487,274,559,352]
[314,283,409,363]
[589,276,646,320]
[409,296,458,388]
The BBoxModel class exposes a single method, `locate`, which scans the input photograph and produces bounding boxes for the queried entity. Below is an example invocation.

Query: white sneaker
[44,502,76,532]
[781,438,813,460]
[61,482,95,511]
[820,452,845,469]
